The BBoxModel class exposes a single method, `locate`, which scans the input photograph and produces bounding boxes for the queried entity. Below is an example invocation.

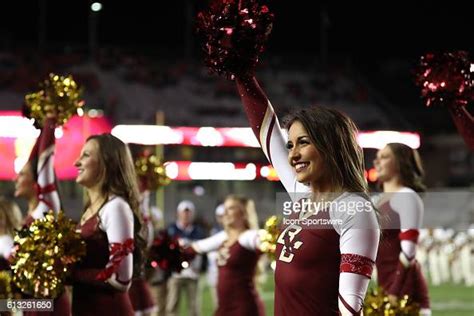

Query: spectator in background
[166,200,205,316]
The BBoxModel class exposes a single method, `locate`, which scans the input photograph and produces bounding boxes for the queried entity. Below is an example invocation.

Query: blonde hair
[225,195,259,230]
[0,197,23,236]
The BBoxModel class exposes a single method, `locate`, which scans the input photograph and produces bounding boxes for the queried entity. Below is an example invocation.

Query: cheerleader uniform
[73,196,135,316]
[375,187,431,313]
[192,230,265,316]
[236,77,380,315]
[129,191,156,315]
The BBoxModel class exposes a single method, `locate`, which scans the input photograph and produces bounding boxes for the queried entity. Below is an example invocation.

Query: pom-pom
[364,287,420,315]
[0,271,12,299]
[147,230,188,275]
[135,154,171,191]
[414,51,473,107]
[196,0,274,80]
[24,73,84,127]
[11,211,86,298]
[258,215,281,261]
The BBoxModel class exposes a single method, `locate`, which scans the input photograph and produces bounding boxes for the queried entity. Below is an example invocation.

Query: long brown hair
[86,134,146,277]
[386,143,426,192]
[284,106,368,193]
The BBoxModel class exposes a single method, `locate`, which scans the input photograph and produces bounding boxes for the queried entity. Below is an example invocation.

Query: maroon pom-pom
[415,51,473,107]
[147,230,188,274]
[196,0,274,80]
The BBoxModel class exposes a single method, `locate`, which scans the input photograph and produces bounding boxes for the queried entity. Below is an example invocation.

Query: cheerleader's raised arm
[24,117,61,221]
[236,77,308,195]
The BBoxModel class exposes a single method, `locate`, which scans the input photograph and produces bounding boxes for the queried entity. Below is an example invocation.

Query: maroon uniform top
[73,214,134,316]
[193,230,265,316]
[275,210,341,315]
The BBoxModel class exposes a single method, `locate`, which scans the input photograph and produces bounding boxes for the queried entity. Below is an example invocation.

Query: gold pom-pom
[258,216,281,261]
[0,271,12,299]
[11,211,86,298]
[135,154,171,191]
[24,73,84,127]
[364,287,420,315]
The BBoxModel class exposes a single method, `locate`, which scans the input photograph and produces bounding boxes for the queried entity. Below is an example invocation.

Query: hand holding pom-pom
[364,287,420,315]
[24,73,84,128]
[414,51,473,108]
[415,52,474,150]
[196,0,274,80]
[258,215,281,262]
[11,212,86,298]
[147,230,190,276]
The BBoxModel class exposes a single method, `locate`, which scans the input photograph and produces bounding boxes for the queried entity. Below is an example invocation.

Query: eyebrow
[286,135,310,146]
[289,135,310,142]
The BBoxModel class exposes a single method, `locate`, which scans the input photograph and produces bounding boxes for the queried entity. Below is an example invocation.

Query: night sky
[1,0,471,60]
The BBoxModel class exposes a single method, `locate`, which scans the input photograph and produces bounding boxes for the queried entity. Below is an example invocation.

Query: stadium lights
[111,125,420,149]
[90,2,102,12]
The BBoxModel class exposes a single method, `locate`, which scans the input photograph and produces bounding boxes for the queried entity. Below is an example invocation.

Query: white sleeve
[99,197,135,291]
[390,189,423,264]
[331,195,380,314]
[390,189,423,232]
[192,231,227,254]
[0,236,14,259]
[238,229,261,251]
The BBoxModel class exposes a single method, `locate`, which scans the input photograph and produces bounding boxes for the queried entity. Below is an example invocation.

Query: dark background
[1,0,471,57]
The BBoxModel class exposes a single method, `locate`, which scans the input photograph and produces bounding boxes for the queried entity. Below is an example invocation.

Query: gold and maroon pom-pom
[11,211,86,298]
[135,154,171,191]
[196,0,274,80]
[414,51,473,108]
[364,287,420,315]
[258,215,281,261]
[24,73,84,127]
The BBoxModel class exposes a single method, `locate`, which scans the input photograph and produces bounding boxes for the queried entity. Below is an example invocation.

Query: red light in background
[368,168,378,182]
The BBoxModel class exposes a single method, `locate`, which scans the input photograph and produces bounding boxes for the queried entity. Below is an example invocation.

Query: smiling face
[287,120,326,189]
[373,145,399,183]
[14,162,36,199]
[74,139,103,189]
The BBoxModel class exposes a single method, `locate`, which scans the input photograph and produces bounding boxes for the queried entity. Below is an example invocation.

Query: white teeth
[295,163,309,172]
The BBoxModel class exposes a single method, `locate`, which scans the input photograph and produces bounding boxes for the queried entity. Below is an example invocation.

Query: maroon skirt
[129,278,156,312]
[398,261,430,309]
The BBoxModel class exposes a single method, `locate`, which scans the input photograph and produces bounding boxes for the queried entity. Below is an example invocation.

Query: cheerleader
[234,77,380,315]
[14,117,60,226]
[189,195,265,316]
[128,188,157,316]
[373,143,431,315]
[72,134,146,316]
[13,114,70,316]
